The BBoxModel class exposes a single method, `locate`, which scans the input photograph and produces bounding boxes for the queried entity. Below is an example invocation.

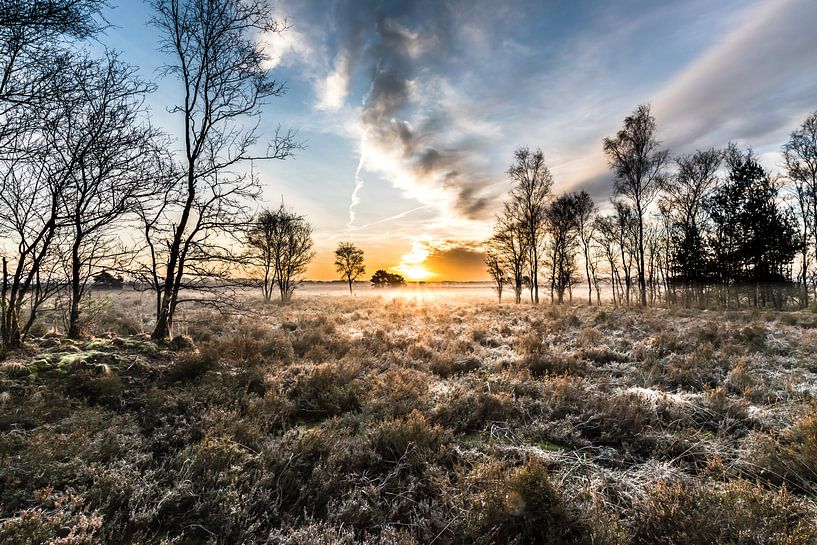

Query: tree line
[486,104,817,310]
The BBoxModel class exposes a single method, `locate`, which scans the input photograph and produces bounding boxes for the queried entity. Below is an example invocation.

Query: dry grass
[1,293,816,543]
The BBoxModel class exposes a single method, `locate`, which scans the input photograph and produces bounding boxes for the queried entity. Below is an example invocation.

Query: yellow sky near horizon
[305,239,490,282]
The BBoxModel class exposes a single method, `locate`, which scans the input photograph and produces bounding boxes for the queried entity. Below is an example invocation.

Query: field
[2,292,817,544]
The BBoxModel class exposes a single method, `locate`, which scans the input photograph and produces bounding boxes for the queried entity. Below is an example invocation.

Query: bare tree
[0,1,108,153]
[660,148,721,306]
[484,245,504,302]
[545,193,582,304]
[147,0,300,340]
[604,104,669,306]
[573,191,596,304]
[594,215,621,307]
[246,203,314,303]
[783,111,817,307]
[507,147,552,304]
[0,0,110,350]
[49,53,160,338]
[334,242,365,294]
[246,212,277,302]
[0,135,66,348]
[490,202,529,304]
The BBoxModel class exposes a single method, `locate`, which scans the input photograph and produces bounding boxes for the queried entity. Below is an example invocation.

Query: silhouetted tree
[507,147,552,304]
[661,148,722,305]
[573,191,596,304]
[709,145,797,308]
[612,201,638,305]
[246,210,276,302]
[53,53,160,338]
[604,104,669,306]
[489,201,529,304]
[545,193,583,304]
[334,242,365,294]
[370,270,405,287]
[593,215,621,307]
[783,111,817,307]
[484,248,504,302]
[147,0,300,341]
[0,0,109,349]
[247,203,314,303]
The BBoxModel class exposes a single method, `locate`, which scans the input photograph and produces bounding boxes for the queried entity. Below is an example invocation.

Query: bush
[430,354,480,378]
[464,460,588,545]
[289,362,362,419]
[166,347,219,382]
[632,478,817,545]
[0,495,103,545]
[751,411,817,494]
[521,351,587,377]
[434,386,517,433]
[368,410,448,465]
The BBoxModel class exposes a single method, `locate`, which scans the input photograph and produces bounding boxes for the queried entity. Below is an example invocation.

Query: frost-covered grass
[1,295,817,544]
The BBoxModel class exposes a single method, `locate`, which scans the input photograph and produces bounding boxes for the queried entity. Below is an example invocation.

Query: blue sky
[100,0,817,280]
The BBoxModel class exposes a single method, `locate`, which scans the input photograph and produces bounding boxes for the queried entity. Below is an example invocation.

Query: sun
[400,265,433,281]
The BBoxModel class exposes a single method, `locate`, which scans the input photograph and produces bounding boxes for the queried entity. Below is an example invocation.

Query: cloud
[315,51,350,111]
[422,240,487,281]
[654,0,817,152]
[261,24,312,70]
[310,4,503,222]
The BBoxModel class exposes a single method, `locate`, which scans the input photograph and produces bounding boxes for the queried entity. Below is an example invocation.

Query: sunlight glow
[398,264,433,281]
[393,240,436,281]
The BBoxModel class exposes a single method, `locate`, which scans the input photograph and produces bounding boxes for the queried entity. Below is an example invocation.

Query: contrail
[347,144,365,228]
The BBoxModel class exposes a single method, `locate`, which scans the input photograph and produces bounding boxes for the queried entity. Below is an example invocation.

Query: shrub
[368,410,448,465]
[289,362,362,419]
[0,494,103,545]
[521,351,587,377]
[363,367,429,419]
[750,411,817,494]
[632,478,817,545]
[166,347,219,382]
[430,354,481,378]
[213,323,294,365]
[464,460,588,545]
[434,386,517,433]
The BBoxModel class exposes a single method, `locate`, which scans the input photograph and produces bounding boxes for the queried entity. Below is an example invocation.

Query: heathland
[2,291,817,544]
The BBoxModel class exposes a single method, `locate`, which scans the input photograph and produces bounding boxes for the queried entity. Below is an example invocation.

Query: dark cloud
[324,0,498,220]
[423,240,487,280]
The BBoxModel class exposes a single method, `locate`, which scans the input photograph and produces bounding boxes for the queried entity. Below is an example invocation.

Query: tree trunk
[67,234,83,339]
[638,215,647,307]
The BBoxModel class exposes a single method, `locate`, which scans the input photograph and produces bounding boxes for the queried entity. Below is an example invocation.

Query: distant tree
[146,0,300,341]
[484,248,504,302]
[334,242,365,294]
[783,111,817,307]
[593,215,621,307]
[507,147,552,304]
[661,148,722,305]
[370,270,405,287]
[709,145,797,308]
[545,193,583,304]
[573,191,596,304]
[604,104,669,306]
[612,200,639,305]
[247,203,314,303]
[246,210,275,302]
[93,270,124,289]
[489,201,529,303]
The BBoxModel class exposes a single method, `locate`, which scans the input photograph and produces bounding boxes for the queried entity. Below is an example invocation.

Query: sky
[100,0,817,281]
